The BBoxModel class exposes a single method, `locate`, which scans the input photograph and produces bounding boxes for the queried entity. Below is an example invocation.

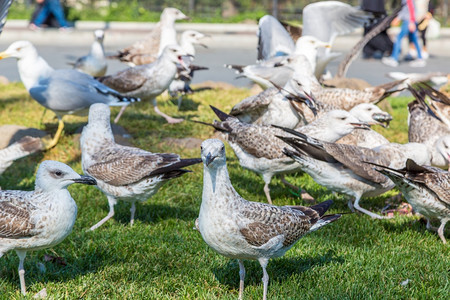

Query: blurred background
[8,0,449,24]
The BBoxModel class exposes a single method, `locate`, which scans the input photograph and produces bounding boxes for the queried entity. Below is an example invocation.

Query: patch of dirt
[0,125,48,149]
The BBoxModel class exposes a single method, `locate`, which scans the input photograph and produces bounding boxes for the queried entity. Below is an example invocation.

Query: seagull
[336,103,392,148]
[371,159,450,243]
[71,29,107,77]
[99,44,189,124]
[278,130,431,219]
[0,41,139,150]
[0,160,96,295]
[80,103,202,230]
[198,105,369,204]
[408,86,450,169]
[111,7,189,66]
[416,83,450,129]
[168,30,209,105]
[0,136,43,176]
[229,54,317,129]
[197,138,341,300]
[225,35,330,89]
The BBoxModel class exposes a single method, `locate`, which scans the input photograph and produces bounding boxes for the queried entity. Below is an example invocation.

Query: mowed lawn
[0,82,449,299]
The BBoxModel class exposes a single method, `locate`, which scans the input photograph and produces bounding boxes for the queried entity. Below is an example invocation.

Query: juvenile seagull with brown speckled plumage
[197,139,340,300]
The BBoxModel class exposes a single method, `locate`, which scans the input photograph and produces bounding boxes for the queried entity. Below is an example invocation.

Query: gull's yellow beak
[324,44,332,48]
[0,51,10,60]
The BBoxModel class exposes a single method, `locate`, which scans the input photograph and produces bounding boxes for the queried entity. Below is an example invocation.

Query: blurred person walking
[29,0,70,30]
[382,0,425,67]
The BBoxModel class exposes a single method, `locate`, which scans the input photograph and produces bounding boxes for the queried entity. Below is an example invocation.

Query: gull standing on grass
[111,7,189,66]
[0,41,139,149]
[71,29,107,77]
[371,159,450,244]
[80,103,202,230]
[99,44,190,124]
[197,139,341,300]
[0,160,96,295]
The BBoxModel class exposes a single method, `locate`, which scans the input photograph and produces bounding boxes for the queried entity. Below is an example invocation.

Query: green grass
[0,83,449,299]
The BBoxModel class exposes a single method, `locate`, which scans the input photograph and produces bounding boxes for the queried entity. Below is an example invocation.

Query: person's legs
[409,28,423,59]
[46,0,68,27]
[33,2,51,26]
[391,21,409,61]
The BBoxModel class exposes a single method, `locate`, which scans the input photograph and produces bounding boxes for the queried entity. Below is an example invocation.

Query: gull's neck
[158,51,179,75]
[201,163,240,210]
[180,39,195,56]
[17,51,54,91]
[90,40,105,59]
[158,21,178,56]
[80,121,114,168]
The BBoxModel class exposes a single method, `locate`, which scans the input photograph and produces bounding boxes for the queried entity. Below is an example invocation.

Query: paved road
[0,28,449,88]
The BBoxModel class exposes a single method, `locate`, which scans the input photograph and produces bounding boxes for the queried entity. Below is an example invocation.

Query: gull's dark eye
[340,117,346,121]
[200,146,203,150]
[367,108,372,111]
[54,171,63,176]
[221,146,225,151]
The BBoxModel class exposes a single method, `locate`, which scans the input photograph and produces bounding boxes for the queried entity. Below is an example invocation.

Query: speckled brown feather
[98,66,148,93]
[0,193,35,239]
[230,88,278,118]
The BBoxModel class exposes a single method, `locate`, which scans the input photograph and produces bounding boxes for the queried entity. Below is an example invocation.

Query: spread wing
[0,193,36,239]
[257,15,295,61]
[86,145,180,186]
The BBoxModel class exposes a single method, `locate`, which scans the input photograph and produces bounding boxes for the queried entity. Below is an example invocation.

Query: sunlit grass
[0,83,448,299]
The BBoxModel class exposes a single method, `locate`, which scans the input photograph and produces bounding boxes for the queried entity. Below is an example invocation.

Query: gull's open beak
[199,43,208,49]
[205,153,215,166]
[182,16,191,21]
[350,122,371,130]
[0,51,10,60]
[371,113,393,128]
[178,55,193,70]
[73,175,97,185]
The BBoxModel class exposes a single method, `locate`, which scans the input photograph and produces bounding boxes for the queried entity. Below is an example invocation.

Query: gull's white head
[0,40,37,60]
[162,44,190,68]
[94,29,105,42]
[294,36,330,57]
[201,139,227,169]
[35,160,96,192]
[435,135,450,166]
[349,103,393,128]
[161,7,189,23]
[321,110,370,137]
[181,30,208,51]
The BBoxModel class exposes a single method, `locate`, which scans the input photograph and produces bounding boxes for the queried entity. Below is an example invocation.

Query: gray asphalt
[0,28,449,88]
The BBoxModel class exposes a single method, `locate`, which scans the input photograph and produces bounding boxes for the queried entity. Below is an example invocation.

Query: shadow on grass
[169,97,200,112]
[212,250,344,289]
[102,202,197,226]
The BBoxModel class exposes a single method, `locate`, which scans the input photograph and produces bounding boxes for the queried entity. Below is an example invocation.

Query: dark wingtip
[209,105,231,121]
[309,200,333,217]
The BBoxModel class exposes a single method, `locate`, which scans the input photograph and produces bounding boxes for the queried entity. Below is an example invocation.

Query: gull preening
[0,41,139,149]
[0,136,43,176]
[99,44,189,124]
[0,160,96,295]
[80,103,202,230]
[372,159,450,243]
[197,139,340,300]
[72,29,107,77]
[111,7,189,66]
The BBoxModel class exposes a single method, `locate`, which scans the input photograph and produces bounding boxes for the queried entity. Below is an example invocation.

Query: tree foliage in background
[8,0,449,23]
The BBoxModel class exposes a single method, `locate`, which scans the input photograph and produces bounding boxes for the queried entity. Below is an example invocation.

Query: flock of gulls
[0,1,449,298]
